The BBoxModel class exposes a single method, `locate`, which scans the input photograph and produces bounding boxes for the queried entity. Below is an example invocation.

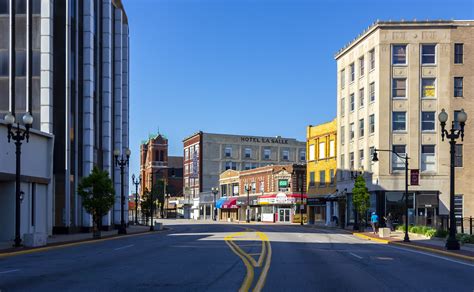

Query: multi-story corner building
[0,0,130,236]
[335,20,473,229]
[183,131,306,219]
[139,132,183,198]
[306,119,340,226]
[218,164,306,223]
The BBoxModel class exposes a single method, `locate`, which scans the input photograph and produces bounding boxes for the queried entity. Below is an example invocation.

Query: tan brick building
[335,20,473,229]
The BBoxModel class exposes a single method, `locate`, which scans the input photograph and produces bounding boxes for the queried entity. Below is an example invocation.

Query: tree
[78,167,115,238]
[152,179,165,218]
[141,188,152,224]
[352,175,370,230]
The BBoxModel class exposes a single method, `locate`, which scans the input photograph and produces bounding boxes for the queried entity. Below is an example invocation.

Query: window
[225,147,232,158]
[421,78,436,98]
[350,63,355,82]
[245,148,252,158]
[359,119,364,137]
[369,114,375,134]
[454,77,463,97]
[359,56,365,76]
[421,44,436,64]
[454,110,462,130]
[455,144,463,167]
[341,154,345,169]
[454,195,463,226]
[359,149,364,168]
[350,123,354,140]
[369,82,375,102]
[251,182,256,193]
[421,111,435,131]
[369,49,375,69]
[0,0,8,14]
[282,150,289,160]
[392,112,406,131]
[225,161,232,170]
[244,163,252,170]
[0,50,8,76]
[392,45,407,64]
[319,142,326,159]
[260,181,264,192]
[319,170,325,186]
[341,126,345,145]
[454,44,463,64]
[392,145,406,171]
[421,145,436,172]
[309,171,315,186]
[309,144,315,161]
[359,88,364,107]
[329,140,335,157]
[263,149,271,160]
[392,78,406,98]
[341,97,345,116]
[300,150,306,161]
[330,169,335,186]
[340,69,345,89]
[350,93,355,111]
[349,152,354,169]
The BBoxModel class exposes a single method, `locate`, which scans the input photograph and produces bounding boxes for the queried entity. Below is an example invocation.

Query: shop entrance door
[279,208,291,222]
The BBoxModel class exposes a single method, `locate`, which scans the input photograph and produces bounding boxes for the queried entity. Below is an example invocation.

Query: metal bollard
[470,216,473,235]
[461,218,464,234]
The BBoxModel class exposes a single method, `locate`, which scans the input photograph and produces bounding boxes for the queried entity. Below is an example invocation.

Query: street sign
[410,169,419,186]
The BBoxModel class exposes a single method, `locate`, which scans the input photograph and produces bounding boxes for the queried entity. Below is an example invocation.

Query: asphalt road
[0,220,473,292]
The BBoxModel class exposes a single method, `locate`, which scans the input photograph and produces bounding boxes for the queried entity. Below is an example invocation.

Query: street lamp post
[372,148,410,242]
[438,108,467,250]
[132,174,140,225]
[4,112,33,247]
[114,148,131,235]
[211,187,218,221]
[245,185,250,223]
[298,175,304,226]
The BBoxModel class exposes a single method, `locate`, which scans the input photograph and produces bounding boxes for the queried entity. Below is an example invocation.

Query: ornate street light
[114,148,131,234]
[211,187,219,221]
[245,185,251,223]
[131,174,141,225]
[372,148,410,242]
[438,108,467,250]
[4,112,33,247]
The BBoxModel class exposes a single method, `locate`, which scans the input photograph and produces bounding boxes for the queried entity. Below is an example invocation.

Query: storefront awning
[222,197,239,209]
[216,197,228,208]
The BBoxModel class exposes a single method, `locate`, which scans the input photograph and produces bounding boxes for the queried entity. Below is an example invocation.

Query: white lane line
[386,245,474,268]
[114,244,134,251]
[349,252,363,259]
[0,269,20,274]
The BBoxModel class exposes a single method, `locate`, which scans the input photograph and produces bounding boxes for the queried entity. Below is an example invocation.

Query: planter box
[379,228,391,238]
[23,233,47,247]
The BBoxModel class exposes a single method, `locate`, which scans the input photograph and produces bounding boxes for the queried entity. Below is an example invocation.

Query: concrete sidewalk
[0,225,151,253]
[355,230,474,261]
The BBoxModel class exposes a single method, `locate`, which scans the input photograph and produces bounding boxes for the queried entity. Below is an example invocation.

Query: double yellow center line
[224,229,272,292]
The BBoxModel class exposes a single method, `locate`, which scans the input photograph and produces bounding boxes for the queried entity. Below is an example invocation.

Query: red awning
[222,198,239,209]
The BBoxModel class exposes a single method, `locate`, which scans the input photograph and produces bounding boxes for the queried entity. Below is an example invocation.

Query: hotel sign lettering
[240,137,289,144]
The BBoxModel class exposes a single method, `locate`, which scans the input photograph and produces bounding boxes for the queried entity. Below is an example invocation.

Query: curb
[353,233,474,262]
[0,228,168,259]
[391,241,474,262]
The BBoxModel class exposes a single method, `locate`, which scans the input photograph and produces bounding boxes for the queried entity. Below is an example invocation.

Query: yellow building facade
[306,119,338,224]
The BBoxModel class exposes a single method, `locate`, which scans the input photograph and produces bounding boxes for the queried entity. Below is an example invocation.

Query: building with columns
[0,0,130,236]
[335,20,473,229]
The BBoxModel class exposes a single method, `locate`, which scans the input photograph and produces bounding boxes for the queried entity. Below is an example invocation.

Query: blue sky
[123,0,474,178]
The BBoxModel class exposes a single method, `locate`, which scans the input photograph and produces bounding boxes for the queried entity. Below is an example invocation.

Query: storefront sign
[240,137,289,144]
[410,169,419,186]
[278,180,288,188]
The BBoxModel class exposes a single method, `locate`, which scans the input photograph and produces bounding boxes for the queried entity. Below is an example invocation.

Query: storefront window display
[385,192,414,227]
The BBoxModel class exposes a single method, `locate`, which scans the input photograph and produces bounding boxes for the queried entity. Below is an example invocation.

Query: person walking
[384,212,393,231]
[370,212,379,234]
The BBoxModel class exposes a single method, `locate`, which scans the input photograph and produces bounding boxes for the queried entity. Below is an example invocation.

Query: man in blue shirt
[371,212,379,234]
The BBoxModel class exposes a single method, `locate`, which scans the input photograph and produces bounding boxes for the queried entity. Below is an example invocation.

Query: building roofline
[334,19,474,60]
[182,131,305,143]
[112,0,128,24]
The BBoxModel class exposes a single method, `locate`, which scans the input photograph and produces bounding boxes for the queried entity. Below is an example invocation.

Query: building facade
[0,0,130,234]
[183,131,306,219]
[335,20,473,229]
[218,164,307,223]
[306,119,340,225]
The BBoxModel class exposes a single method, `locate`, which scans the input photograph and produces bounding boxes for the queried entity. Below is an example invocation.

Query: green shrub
[397,225,406,232]
[424,229,436,238]
[456,234,474,244]
[435,230,448,238]
[421,226,429,234]
[411,226,420,234]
